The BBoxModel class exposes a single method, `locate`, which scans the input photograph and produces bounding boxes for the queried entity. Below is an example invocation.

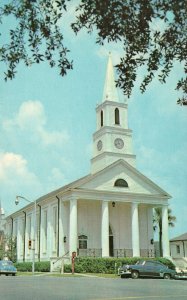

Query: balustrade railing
[77,248,155,258]
[77,248,102,257]
[114,249,133,258]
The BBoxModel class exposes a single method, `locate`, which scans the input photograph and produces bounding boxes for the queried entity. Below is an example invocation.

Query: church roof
[102,53,119,103]
[170,233,187,242]
[36,158,171,201]
[77,159,171,198]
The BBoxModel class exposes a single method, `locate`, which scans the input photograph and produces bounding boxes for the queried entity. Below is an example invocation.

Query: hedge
[15,261,50,272]
[14,257,175,273]
[73,257,176,274]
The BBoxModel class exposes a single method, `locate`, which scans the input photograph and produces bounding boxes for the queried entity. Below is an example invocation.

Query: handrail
[52,251,69,265]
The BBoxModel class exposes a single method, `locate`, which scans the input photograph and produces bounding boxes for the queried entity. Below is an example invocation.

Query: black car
[118,260,176,279]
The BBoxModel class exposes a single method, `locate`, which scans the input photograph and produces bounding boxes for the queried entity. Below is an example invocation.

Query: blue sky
[0,2,186,239]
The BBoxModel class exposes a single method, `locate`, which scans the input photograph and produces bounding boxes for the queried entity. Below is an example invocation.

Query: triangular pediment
[76,159,171,199]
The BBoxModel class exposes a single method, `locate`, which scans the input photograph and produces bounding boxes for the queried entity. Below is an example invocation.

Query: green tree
[153,207,176,257]
[0,231,5,259]
[0,0,186,104]
[0,235,17,262]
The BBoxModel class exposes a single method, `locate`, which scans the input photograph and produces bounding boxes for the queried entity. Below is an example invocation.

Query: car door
[152,262,166,277]
[142,261,156,277]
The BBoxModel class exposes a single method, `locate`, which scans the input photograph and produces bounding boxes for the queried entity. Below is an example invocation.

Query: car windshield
[1,261,13,266]
[135,260,145,265]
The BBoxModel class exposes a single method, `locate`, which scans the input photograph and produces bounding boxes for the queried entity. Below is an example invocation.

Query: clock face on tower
[97,140,103,151]
[114,138,124,149]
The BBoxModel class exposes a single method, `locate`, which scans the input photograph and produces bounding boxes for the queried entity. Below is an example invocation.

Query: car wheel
[131,271,139,279]
[163,273,171,279]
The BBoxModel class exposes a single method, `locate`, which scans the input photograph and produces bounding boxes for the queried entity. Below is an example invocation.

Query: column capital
[162,203,169,207]
[132,201,139,205]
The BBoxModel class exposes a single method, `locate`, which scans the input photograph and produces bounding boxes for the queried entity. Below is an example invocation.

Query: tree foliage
[0,235,17,262]
[0,0,186,104]
[153,207,176,256]
[0,0,73,80]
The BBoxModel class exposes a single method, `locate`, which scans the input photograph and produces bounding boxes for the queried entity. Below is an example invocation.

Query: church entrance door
[109,225,114,257]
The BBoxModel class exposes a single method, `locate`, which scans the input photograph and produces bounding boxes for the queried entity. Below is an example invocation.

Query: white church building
[5,55,171,263]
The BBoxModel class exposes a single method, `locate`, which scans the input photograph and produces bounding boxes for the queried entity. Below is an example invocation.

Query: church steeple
[102,53,119,103]
[91,54,136,174]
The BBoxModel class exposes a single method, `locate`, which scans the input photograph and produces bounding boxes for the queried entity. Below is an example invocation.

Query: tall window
[13,220,18,238]
[52,206,58,252]
[21,218,25,256]
[115,108,120,125]
[27,216,31,240]
[101,110,103,127]
[176,245,180,254]
[43,210,48,252]
[27,215,31,253]
[78,235,88,249]
[36,213,40,254]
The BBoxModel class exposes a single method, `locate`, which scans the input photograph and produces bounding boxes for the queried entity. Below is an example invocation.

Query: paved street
[0,275,187,300]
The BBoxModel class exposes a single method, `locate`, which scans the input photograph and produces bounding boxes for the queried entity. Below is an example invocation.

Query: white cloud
[17,100,46,129]
[0,152,44,212]
[3,100,70,146]
[0,152,41,189]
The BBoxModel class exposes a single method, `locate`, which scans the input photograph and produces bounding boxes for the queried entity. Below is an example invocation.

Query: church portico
[66,197,157,259]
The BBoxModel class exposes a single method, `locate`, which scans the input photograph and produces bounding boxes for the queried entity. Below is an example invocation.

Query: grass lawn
[17,272,44,276]
[16,272,118,278]
[85,273,118,278]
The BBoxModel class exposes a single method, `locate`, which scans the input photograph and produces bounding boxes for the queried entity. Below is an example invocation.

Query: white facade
[170,233,187,259]
[170,233,187,270]
[5,55,171,263]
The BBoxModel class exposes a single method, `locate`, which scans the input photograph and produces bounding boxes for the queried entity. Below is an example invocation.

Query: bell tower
[91,54,136,174]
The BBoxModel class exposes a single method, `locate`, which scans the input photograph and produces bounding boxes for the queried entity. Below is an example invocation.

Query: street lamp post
[15,195,36,275]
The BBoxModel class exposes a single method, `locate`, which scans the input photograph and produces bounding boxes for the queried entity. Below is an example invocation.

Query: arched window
[114,179,128,187]
[115,108,120,125]
[101,110,103,127]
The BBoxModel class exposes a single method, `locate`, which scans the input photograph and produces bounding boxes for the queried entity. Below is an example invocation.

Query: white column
[17,218,22,261]
[162,205,170,258]
[131,202,140,257]
[58,199,63,256]
[47,206,52,259]
[101,201,109,257]
[69,198,77,255]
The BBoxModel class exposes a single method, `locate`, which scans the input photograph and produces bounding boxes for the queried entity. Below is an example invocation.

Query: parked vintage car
[118,260,176,279]
[0,260,17,276]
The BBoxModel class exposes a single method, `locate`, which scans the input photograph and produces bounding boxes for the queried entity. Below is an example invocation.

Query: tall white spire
[102,53,119,102]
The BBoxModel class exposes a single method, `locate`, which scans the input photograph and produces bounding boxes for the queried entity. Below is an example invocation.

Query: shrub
[15,261,50,272]
[35,261,50,272]
[155,257,175,270]
[64,264,72,273]
[14,257,175,273]
[73,257,175,274]
[15,262,32,272]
